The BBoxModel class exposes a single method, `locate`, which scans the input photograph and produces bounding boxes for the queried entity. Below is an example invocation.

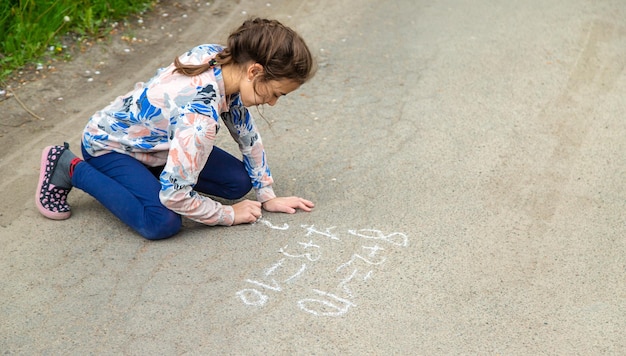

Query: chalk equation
[236,220,408,317]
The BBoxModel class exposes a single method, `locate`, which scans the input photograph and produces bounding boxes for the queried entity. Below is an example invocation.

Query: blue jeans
[73,145,252,240]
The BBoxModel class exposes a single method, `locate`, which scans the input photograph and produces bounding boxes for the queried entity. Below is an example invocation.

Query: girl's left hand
[262,196,315,214]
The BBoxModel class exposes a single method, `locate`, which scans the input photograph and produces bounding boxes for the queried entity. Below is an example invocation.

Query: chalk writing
[348,229,408,247]
[257,218,289,230]
[279,241,321,262]
[236,221,408,317]
[336,247,386,272]
[338,268,359,297]
[236,289,268,306]
[297,289,356,317]
[301,224,339,240]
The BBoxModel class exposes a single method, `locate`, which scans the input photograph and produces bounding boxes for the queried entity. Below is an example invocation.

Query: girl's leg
[194,146,252,199]
[73,146,181,240]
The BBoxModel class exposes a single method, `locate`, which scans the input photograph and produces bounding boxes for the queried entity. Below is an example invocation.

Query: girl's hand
[232,199,262,225]
[262,197,315,214]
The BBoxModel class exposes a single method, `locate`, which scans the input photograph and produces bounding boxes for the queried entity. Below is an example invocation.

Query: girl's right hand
[232,199,262,225]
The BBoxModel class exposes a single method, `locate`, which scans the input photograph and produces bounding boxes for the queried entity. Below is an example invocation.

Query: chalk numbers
[237,223,408,317]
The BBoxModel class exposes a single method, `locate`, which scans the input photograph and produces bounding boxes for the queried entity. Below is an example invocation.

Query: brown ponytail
[173,57,214,76]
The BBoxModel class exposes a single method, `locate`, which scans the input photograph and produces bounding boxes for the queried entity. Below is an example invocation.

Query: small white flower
[63,16,70,22]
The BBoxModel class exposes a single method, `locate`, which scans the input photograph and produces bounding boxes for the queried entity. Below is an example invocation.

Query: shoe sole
[35,145,71,220]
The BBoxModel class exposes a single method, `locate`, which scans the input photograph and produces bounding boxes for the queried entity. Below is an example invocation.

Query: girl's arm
[221,96,314,214]
[159,108,236,226]
[221,95,277,203]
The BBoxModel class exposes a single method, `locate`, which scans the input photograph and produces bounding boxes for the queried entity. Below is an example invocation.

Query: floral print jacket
[82,44,276,226]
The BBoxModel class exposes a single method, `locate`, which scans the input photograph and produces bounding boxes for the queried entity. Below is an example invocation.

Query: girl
[35,18,316,240]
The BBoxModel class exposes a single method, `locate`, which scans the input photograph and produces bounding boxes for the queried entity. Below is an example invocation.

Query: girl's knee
[225,174,253,200]
[138,211,182,240]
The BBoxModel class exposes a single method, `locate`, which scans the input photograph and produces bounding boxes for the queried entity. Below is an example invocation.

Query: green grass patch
[0,0,155,83]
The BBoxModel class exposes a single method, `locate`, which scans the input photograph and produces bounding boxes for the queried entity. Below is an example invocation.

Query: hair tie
[208,59,217,67]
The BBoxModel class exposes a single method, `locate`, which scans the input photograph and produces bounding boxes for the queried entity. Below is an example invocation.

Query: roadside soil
[0,0,248,227]
[0,0,237,161]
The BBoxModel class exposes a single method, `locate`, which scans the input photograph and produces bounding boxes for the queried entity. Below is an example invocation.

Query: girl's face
[239,78,300,107]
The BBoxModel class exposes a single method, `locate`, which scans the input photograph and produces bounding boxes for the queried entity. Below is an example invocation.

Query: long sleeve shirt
[82,44,276,225]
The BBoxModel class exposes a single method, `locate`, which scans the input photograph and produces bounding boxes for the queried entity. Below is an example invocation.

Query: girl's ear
[246,63,264,81]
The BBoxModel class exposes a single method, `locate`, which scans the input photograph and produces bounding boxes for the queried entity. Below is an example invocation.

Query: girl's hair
[173,18,315,87]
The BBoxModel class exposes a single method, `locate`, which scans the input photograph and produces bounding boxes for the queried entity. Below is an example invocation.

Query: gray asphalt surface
[2,0,626,354]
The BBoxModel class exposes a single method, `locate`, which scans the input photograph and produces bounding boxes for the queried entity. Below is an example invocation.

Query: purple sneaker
[35,144,72,220]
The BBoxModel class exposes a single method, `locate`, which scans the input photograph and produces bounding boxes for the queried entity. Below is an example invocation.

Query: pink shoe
[35,144,72,220]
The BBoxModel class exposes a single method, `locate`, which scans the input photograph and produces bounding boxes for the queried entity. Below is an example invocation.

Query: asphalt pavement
[2,0,626,354]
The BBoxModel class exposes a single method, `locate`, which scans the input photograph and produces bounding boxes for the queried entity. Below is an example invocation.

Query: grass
[0,0,155,84]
